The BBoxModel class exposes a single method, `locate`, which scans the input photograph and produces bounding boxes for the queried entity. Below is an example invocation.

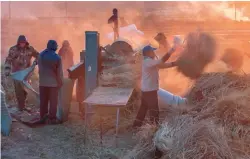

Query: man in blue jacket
[38,40,63,124]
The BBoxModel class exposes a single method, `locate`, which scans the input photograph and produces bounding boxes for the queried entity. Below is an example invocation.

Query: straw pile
[154,116,233,159]
[99,41,142,89]
[123,124,158,159]
[125,72,250,159]
[187,72,250,106]
[176,32,217,79]
[99,63,141,88]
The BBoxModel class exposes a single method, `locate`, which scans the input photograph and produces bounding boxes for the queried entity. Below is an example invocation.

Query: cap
[17,35,28,44]
[142,45,157,55]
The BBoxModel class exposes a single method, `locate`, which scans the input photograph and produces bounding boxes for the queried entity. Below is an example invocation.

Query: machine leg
[79,102,85,119]
[115,108,120,147]
[84,104,88,144]
[100,113,103,146]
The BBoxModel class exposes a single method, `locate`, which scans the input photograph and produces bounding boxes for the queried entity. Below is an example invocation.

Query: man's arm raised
[161,47,176,63]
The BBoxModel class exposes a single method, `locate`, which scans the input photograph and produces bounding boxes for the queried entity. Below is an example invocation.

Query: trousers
[13,80,27,110]
[39,86,59,120]
[133,90,159,127]
[113,27,119,41]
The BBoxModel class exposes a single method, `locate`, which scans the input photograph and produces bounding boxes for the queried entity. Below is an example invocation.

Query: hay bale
[176,32,217,79]
[221,48,244,71]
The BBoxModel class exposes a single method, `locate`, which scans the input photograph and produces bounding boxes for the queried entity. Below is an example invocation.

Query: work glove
[33,60,38,65]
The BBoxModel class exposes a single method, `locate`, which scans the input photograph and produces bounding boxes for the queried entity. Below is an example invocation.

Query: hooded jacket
[5,35,39,72]
[38,40,63,87]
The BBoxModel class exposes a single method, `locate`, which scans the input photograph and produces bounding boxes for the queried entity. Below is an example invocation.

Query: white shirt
[141,57,161,92]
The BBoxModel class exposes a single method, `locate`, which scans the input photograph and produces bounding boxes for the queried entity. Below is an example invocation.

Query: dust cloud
[1,1,250,95]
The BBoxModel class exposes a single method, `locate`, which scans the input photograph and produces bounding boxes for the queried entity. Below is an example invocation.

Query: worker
[108,8,119,41]
[38,40,63,124]
[132,45,180,158]
[133,45,184,128]
[58,40,74,77]
[4,35,39,111]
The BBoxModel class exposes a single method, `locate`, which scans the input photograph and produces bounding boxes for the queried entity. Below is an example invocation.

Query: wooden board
[83,87,134,107]
[8,105,42,127]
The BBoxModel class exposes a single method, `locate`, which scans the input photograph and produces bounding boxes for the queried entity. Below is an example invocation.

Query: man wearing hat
[133,45,178,128]
[4,35,39,111]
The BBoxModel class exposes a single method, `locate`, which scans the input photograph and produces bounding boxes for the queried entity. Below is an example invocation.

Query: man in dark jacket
[38,40,63,124]
[108,8,119,41]
[4,35,39,111]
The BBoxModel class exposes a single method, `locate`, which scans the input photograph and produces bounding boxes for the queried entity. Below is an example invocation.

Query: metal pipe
[115,108,120,147]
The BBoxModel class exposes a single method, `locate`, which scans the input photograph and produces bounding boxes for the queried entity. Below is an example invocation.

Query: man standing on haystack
[108,8,119,41]
[4,35,39,111]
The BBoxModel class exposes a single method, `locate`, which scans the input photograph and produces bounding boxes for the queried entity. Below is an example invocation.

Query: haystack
[186,72,250,106]
[124,72,250,159]
[176,32,217,79]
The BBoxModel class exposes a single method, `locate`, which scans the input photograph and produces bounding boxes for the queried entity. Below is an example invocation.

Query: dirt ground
[1,101,139,159]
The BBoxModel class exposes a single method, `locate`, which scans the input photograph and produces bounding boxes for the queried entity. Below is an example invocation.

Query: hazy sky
[1,1,144,18]
[2,1,250,20]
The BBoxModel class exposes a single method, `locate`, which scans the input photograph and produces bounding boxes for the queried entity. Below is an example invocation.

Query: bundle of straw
[221,48,244,71]
[176,32,217,79]
[100,50,142,89]
[99,63,141,88]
